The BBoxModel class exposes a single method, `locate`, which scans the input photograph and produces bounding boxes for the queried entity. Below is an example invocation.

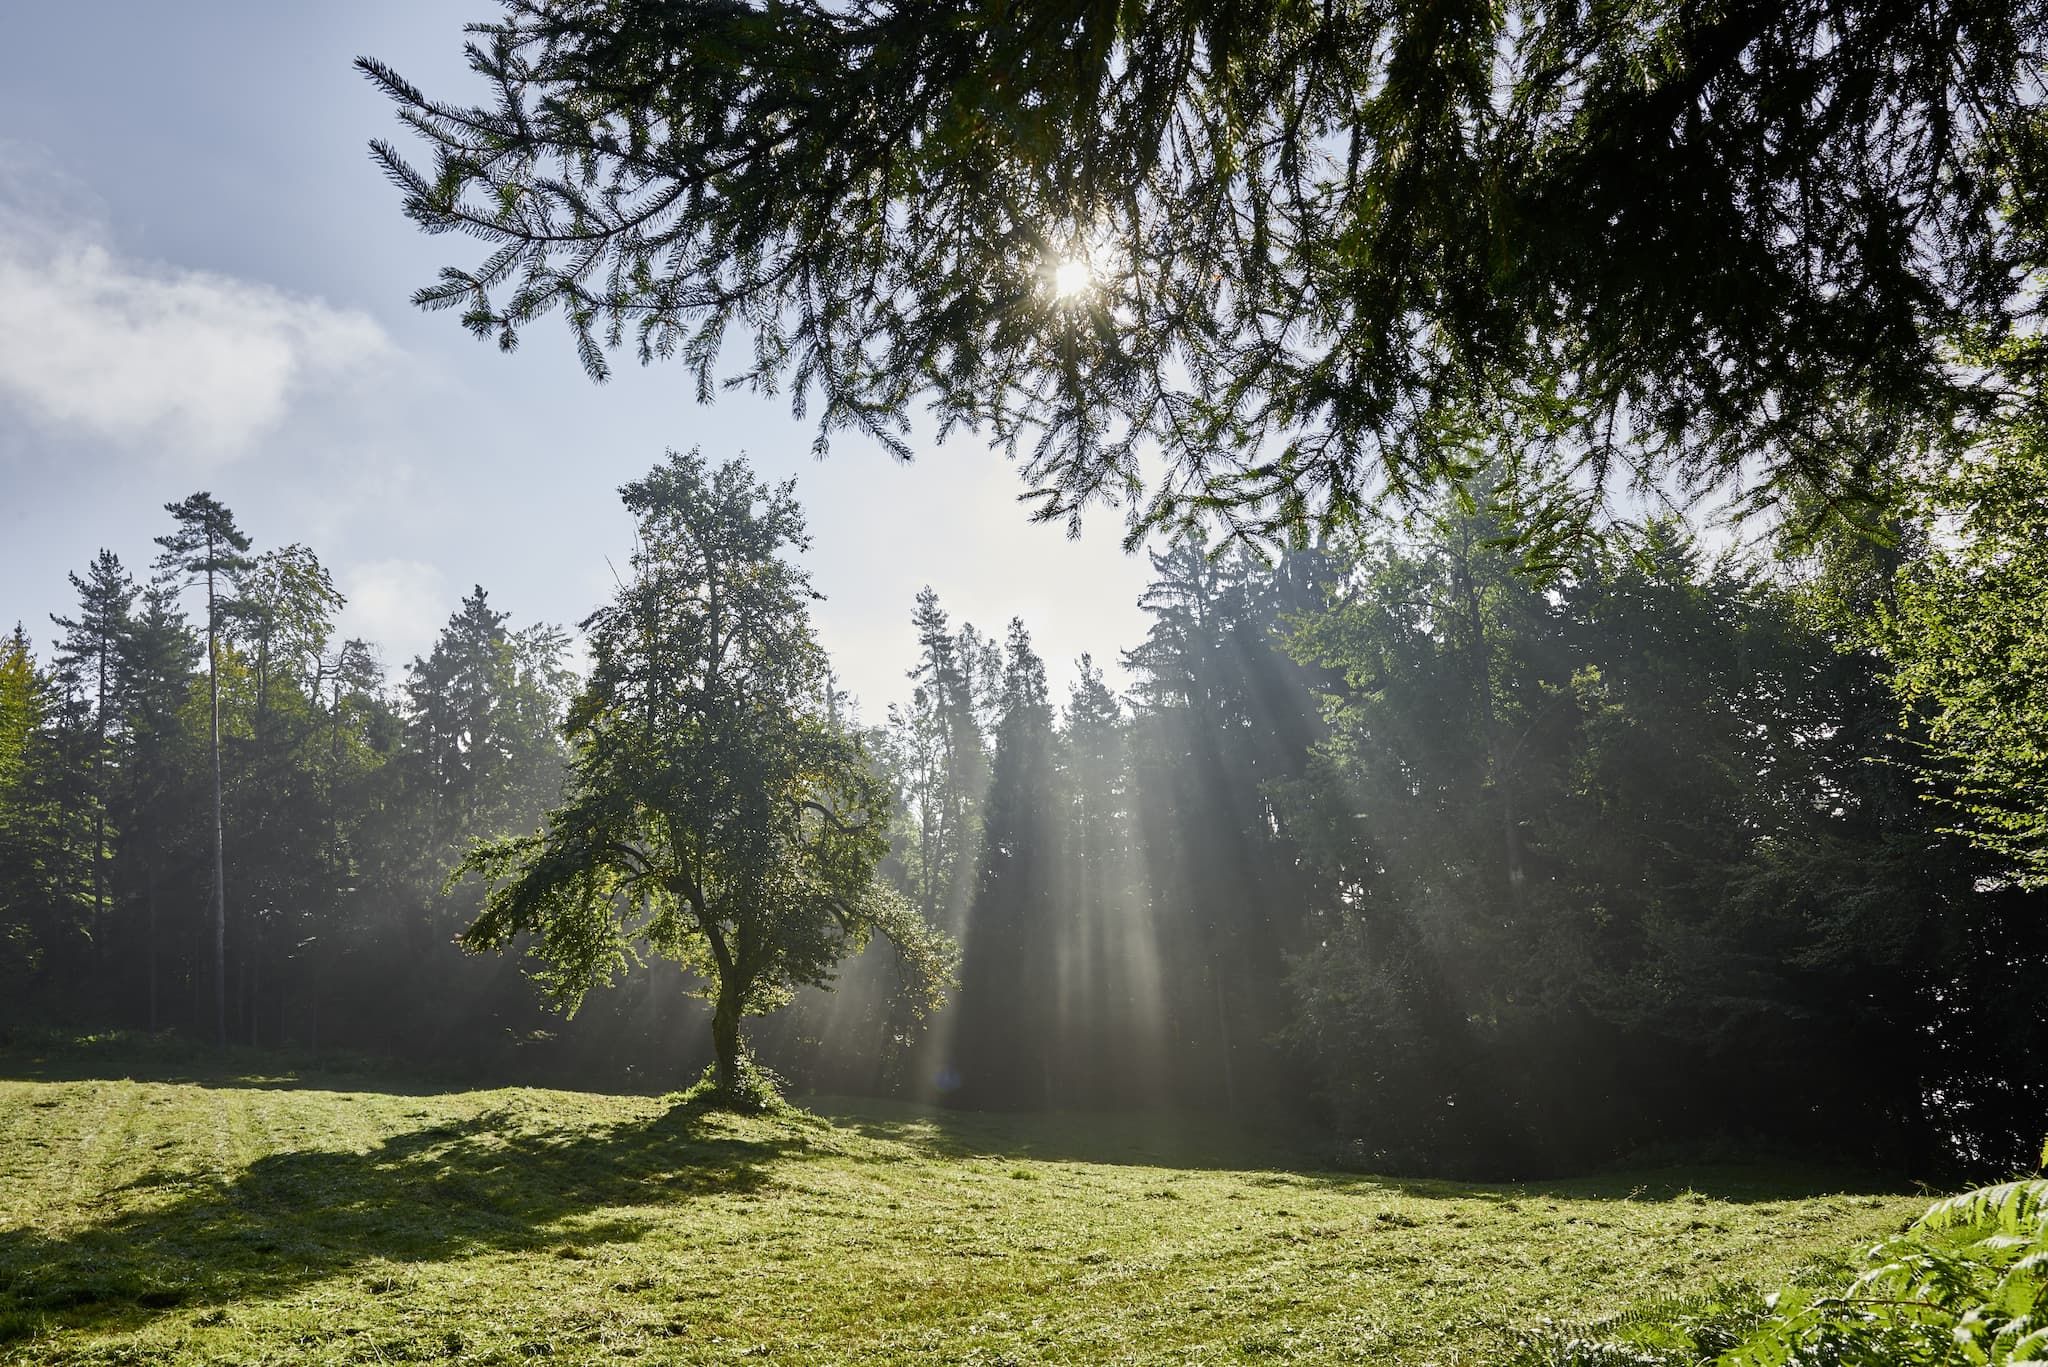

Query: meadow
[0,1041,1924,1366]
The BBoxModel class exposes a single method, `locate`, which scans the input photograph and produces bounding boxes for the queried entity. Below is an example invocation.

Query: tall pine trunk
[146,860,159,1032]
[91,650,107,960]
[207,558,227,1051]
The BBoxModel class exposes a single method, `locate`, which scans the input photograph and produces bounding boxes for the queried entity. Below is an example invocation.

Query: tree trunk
[92,651,106,960]
[247,912,260,1048]
[711,982,743,1096]
[1211,971,1238,1111]
[146,863,159,1032]
[207,560,227,1051]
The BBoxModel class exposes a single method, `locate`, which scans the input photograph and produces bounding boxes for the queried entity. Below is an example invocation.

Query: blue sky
[0,1,1157,719]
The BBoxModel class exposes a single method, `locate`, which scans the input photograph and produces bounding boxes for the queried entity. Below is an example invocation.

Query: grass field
[0,1041,1925,1366]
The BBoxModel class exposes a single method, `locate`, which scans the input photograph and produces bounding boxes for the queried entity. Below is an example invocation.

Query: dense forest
[6,448,2044,1179]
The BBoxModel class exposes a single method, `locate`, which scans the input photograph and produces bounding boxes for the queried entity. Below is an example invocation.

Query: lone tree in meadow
[456,451,953,1104]
[362,0,2047,539]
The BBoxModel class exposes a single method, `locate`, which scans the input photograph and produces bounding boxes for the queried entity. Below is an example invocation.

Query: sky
[0,2,1158,722]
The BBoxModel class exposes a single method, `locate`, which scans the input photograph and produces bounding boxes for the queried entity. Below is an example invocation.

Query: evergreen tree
[49,551,137,946]
[405,586,514,846]
[1052,657,1159,1104]
[1124,537,1326,1108]
[364,0,2046,539]
[112,581,200,1032]
[901,588,994,937]
[0,627,91,1005]
[212,545,347,1045]
[949,620,1059,1108]
[154,493,253,1048]
[1277,484,2032,1172]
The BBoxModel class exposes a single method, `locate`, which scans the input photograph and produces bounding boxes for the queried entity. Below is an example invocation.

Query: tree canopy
[1885,363,2048,889]
[363,0,2047,539]
[456,451,954,1104]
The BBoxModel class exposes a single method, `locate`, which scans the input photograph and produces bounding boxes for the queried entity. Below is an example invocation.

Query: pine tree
[1124,536,1326,1109]
[155,493,253,1048]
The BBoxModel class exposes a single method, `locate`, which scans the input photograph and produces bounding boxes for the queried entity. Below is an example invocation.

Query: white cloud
[0,197,391,462]
[337,558,451,673]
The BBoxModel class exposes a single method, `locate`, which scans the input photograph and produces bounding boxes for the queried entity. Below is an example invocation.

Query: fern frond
[1918,1180,2048,1235]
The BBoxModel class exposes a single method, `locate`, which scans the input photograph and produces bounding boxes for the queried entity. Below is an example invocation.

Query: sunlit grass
[0,1044,1922,1365]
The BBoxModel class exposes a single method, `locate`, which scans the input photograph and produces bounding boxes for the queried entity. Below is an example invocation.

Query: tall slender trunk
[1211,972,1238,1111]
[146,858,159,1032]
[207,558,226,1051]
[92,650,106,950]
[247,912,260,1048]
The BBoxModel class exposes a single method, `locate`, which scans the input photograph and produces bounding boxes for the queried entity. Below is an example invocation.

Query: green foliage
[675,1051,792,1114]
[1884,377,2048,888]
[0,627,92,995]
[1508,1176,2048,1366]
[1119,535,1331,1113]
[456,451,955,1103]
[1276,471,2016,1172]
[364,0,2047,539]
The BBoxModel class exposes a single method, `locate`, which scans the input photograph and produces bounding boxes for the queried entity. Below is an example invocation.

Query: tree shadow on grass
[813,1097,1914,1204]
[1263,1162,1919,1205]
[0,1101,800,1341]
[812,1094,1311,1173]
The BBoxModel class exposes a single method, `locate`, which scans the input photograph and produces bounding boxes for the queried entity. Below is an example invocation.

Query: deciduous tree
[456,451,953,1103]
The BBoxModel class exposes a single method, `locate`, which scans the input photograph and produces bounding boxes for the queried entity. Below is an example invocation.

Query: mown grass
[0,1042,1925,1366]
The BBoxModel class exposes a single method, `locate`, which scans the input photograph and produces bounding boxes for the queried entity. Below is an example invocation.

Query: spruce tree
[363,0,2048,539]
[50,551,137,944]
[949,620,1059,1108]
[114,582,200,1033]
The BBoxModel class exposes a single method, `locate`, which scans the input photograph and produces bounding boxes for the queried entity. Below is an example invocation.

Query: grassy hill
[0,1041,1923,1366]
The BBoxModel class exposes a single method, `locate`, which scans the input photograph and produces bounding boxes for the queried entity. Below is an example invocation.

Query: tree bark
[207,556,227,1051]
[711,981,743,1096]
[146,862,159,1032]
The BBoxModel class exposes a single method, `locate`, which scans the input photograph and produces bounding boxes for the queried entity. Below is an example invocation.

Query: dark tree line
[0,497,688,1081]
[773,479,2048,1176]
[6,470,2045,1173]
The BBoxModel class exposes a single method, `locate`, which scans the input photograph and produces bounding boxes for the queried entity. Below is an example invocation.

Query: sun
[1050,255,1094,300]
